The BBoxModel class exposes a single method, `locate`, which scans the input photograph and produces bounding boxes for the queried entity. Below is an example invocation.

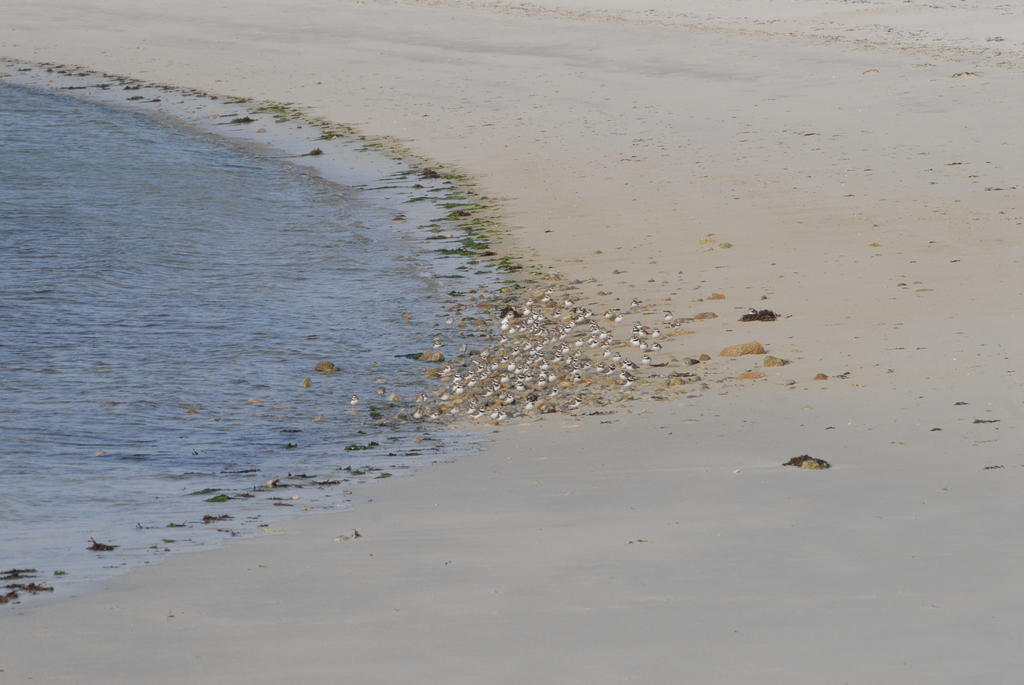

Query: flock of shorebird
[342,292,778,424]
[378,288,692,424]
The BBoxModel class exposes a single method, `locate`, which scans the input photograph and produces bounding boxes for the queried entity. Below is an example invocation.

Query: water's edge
[0,59,513,609]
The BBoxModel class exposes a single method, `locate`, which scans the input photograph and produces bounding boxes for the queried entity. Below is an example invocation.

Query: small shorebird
[349,395,359,406]
[663,311,674,323]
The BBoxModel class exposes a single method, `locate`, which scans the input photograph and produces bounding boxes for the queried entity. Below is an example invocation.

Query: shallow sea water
[0,83,482,599]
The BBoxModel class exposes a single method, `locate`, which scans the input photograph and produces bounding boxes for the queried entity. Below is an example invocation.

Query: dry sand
[2,0,1024,682]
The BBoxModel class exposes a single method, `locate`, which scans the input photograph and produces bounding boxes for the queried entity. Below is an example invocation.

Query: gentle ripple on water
[0,83,484,597]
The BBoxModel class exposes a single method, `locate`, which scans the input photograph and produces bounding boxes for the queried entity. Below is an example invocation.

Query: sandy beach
[2,0,1024,682]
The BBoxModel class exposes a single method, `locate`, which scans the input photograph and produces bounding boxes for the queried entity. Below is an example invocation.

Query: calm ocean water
[0,84,480,599]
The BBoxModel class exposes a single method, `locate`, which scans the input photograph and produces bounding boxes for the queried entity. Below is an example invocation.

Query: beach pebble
[418,349,445,362]
[693,312,717,320]
[719,341,766,357]
[314,360,338,374]
[813,373,829,381]
[300,377,312,388]
[737,370,765,380]
[763,356,789,367]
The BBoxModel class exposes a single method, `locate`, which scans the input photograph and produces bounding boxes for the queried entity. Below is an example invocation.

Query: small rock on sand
[693,312,718,320]
[720,341,765,357]
[784,455,832,470]
[813,373,829,381]
[708,293,727,300]
[314,361,338,374]
[763,356,788,367]
[737,370,765,380]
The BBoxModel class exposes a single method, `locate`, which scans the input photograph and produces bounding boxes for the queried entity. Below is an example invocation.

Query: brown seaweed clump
[784,455,831,470]
[740,309,778,322]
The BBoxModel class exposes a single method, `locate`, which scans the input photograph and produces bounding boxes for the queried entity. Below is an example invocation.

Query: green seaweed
[189,488,221,496]
[344,441,380,451]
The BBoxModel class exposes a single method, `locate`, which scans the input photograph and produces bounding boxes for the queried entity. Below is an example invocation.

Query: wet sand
[2,0,1023,681]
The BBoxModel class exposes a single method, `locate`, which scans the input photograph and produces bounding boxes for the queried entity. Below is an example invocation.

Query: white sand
[2,1,1023,682]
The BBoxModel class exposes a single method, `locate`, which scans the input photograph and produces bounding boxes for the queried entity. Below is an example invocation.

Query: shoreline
[0,64,511,607]
[0,57,684,602]
[2,0,1024,680]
